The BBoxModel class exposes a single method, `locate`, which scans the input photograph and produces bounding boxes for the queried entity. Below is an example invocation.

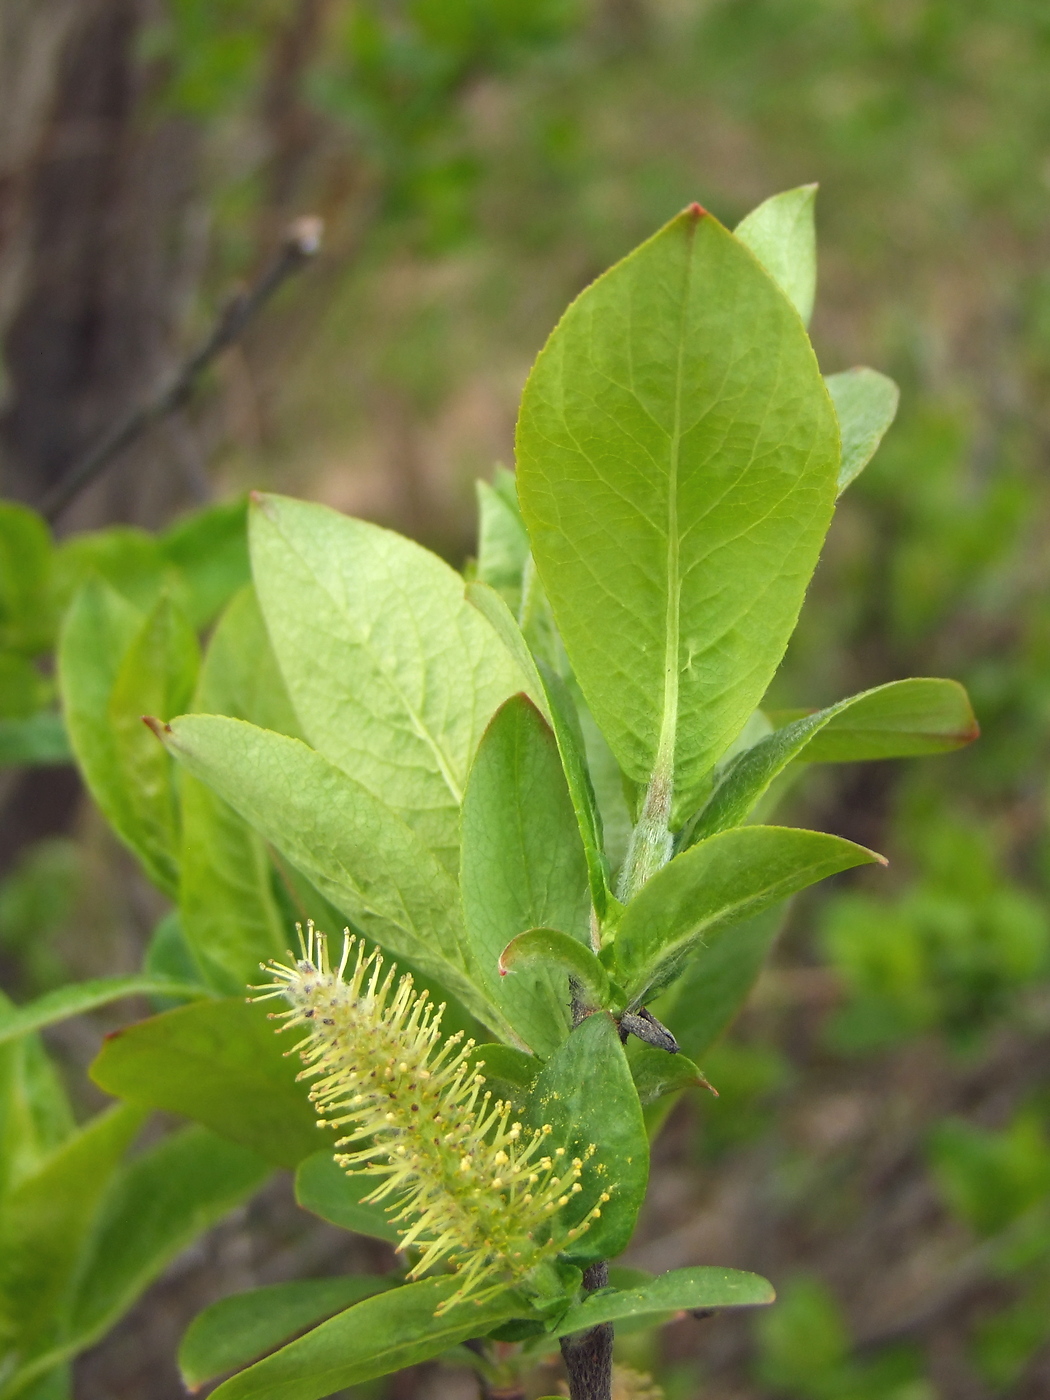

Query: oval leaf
[615,827,882,1007]
[517,206,839,815]
[179,1276,397,1390]
[555,1265,774,1337]
[294,1153,400,1243]
[826,366,900,493]
[735,183,817,325]
[208,1277,527,1400]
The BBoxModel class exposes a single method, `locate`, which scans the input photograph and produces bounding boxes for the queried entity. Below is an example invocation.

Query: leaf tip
[687,201,707,219]
[142,715,171,741]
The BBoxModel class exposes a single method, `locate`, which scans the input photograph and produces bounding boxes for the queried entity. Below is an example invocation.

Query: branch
[39,216,324,523]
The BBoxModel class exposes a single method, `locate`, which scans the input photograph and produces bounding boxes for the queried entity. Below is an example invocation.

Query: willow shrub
[3,188,978,1400]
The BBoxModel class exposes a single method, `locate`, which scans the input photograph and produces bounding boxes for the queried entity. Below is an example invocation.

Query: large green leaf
[554,1265,774,1336]
[179,1276,397,1390]
[517,207,839,818]
[826,367,900,493]
[249,494,526,874]
[159,715,507,1036]
[294,1153,401,1243]
[527,1013,648,1264]
[734,184,818,326]
[0,976,207,1046]
[0,1104,145,1362]
[461,696,590,1055]
[208,1277,527,1400]
[90,999,325,1168]
[687,679,978,845]
[615,827,881,1007]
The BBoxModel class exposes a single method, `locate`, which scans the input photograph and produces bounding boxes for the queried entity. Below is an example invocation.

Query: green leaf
[208,1277,527,1400]
[464,586,610,915]
[52,527,171,617]
[60,1128,270,1368]
[651,904,787,1064]
[294,1153,401,1243]
[180,585,302,995]
[615,827,882,1007]
[0,713,73,768]
[59,582,197,897]
[158,496,250,628]
[499,929,613,1013]
[464,580,550,720]
[517,207,839,817]
[90,999,325,1168]
[461,696,590,1055]
[467,1043,539,1114]
[826,367,900,493]
[179,1276,397,1390]
[159,714,507,1037]
[249,494,526,874]
[734,184,818,326]
[687,679,978,845]
[0,976,208,1046]
[527,1013,648,1263]
[0,504,54,656]
[0,1104,145,1361]
[144,913,206,1003]
[554,1265,774,1336]
[770,677,979,763]
[627,1045,712,1108]
[476,471,530,612]
[0,1008,74,1196]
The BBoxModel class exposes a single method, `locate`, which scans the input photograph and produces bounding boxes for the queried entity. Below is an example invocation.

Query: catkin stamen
[252,923,598,1311]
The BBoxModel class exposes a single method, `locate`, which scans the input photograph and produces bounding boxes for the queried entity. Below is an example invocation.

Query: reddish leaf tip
[687,201,707,218]
[102,1028,125,1043]
[142,715,171,740]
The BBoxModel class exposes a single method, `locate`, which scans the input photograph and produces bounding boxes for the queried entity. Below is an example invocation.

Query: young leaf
[771,676,979,763]
[476,472,530,611]
[826,367,900,493]
[461,696,591,1055]
[249,494,527,874]
[0,975,207,1046]
[734,184,818,326]
[554,1265,774,1336]
[527,1013,648,1264]
[499,929,613,1013]
[464,579,550,719]
[90,999,325,1168]
[60,1128,270,1368]
[179,1276,397,1390]
[207,1277,528,1400]
[294,1153,401,1243]
[615,827,882,1007]
[627,1045,712,1108]
[517,206,839,819]
[157,714,509,1037]
[687,678,978,845]
[0,1104,145,1361]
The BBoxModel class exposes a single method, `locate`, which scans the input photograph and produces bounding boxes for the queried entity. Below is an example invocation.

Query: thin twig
[39,216,324,523]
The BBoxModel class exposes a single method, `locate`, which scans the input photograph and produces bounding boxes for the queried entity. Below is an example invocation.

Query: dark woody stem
[560,1261,613,1400]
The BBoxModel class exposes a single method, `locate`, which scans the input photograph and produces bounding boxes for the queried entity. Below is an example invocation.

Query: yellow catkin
[253,924,603,1312]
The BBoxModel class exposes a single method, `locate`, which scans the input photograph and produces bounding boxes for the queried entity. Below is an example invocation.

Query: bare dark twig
[38,216,323,523]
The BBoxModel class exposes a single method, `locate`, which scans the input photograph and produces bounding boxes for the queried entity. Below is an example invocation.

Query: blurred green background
[2,1,1050,1397]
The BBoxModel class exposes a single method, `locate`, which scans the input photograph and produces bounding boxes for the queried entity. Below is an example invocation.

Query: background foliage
[2,1,1050,1397]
